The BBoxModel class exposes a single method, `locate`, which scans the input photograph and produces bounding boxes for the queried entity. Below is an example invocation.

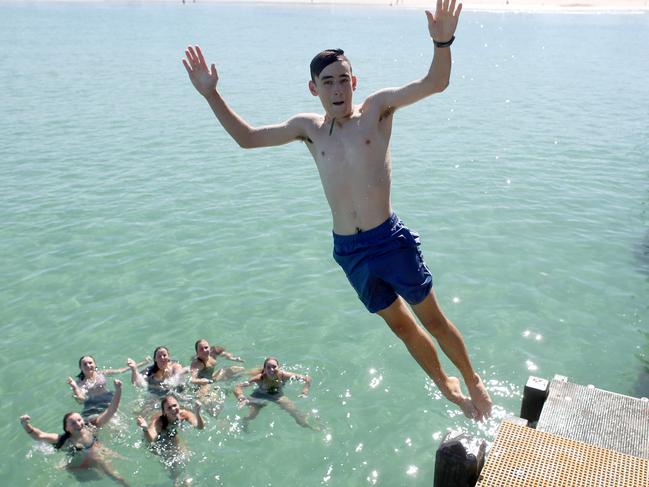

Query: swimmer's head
[161,394,180,421]
[153,346,170,368]
[262,357,279,377]
[77,355,96,380]
[63,412,84,434]
[54,411,83,448]
[195,339,211,361]
[309,49,357,119]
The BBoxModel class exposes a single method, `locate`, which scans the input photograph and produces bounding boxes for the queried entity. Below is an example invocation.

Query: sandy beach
[201,0,649,12]
[7,0,649,12]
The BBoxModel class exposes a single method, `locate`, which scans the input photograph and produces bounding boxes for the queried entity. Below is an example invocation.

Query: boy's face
[309,60,357,118]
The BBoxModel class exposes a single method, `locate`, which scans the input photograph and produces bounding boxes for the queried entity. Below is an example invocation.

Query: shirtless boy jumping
[183,0,492,421]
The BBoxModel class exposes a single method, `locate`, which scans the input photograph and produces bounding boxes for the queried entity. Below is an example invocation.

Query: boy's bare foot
[442,376,479,420]
[465,374,492,422]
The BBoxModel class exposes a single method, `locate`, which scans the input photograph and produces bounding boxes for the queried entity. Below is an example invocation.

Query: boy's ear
[352,75,357,91]
[308,80,318,96]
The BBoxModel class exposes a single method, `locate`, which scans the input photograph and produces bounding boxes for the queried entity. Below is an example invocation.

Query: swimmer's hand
[136,416,148,429]
[237,397,249,408]
[113,379,122,390]
[67,377,85,402]
[426,0,462,44]
[20,415,36,435]
[193,400,202,414]
[126,358,137,370]
[183,46,219,98]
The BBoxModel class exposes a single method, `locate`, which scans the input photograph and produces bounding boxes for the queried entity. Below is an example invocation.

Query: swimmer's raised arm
[19,415,59,444]
[184,400,205,430]
[127,358,146,387]
[94,379,122,428]
[183,45,312,149]
[103,357,150,375]
[370,0,461,113]
[136,415,159,443]
[67,376,86,403]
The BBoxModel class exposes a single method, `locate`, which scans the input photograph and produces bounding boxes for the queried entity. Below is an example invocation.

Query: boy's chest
[309,117,388,166]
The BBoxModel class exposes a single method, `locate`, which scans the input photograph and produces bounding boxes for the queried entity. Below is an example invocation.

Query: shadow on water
[633,331,649,398]
[632,185,649,397]
[634,228,649,277]
[633,228,649,395]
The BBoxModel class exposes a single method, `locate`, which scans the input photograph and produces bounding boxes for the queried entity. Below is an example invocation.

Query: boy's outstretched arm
[183,46,308,149]
[370,0,462,111]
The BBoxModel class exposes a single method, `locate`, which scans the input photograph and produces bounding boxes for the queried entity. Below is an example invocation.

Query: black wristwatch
[433,35,455,48]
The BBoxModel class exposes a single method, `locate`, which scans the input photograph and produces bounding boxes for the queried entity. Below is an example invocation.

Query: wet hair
[310,49,351,82]
[260,356,279,380]
[159,394,179,430]
[146,346,169,377]
[76,355,94,381]
[54,412,77,449]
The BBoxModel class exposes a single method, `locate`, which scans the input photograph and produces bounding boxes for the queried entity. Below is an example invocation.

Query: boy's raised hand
[426,0,462,43]
[183,45,219,98]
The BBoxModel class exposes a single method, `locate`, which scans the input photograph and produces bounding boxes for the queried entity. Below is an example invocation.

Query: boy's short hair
[310,49,351,82]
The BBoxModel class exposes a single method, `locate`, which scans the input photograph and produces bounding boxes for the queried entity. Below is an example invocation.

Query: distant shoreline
[4,0,649,13]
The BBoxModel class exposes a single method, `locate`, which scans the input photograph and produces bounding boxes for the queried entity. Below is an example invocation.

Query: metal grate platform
[476,420,649,487]
[537,378,649,459]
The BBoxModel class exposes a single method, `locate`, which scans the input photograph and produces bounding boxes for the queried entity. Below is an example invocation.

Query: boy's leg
[411,290,492,421]
[377,297,478,420]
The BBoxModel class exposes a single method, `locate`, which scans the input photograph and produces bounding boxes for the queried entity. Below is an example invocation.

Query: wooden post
[520,375,549,426]
[434,431,486,487]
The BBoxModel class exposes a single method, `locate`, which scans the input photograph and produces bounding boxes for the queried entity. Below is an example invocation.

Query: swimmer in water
[190,338,246,415]
[20,379,129,486]
[67,354,149,419]
[128,346,187,398]
[191,338,245,384]
[136,395,204,486]
[234,357,316,431]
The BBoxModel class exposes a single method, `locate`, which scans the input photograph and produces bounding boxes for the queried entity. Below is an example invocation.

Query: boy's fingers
[196,45,206,66]
[450,0,456,14]
[182,59,191,73]
[185,49,194,65]
[187,46,197,64]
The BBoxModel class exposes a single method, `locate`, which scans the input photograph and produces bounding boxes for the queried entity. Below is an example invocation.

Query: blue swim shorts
[332,213,433,313]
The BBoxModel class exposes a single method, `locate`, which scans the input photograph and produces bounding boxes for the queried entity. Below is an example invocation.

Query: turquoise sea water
[1,2,648,485]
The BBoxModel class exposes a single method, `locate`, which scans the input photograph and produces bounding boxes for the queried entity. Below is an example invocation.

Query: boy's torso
[301,100,396,235]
